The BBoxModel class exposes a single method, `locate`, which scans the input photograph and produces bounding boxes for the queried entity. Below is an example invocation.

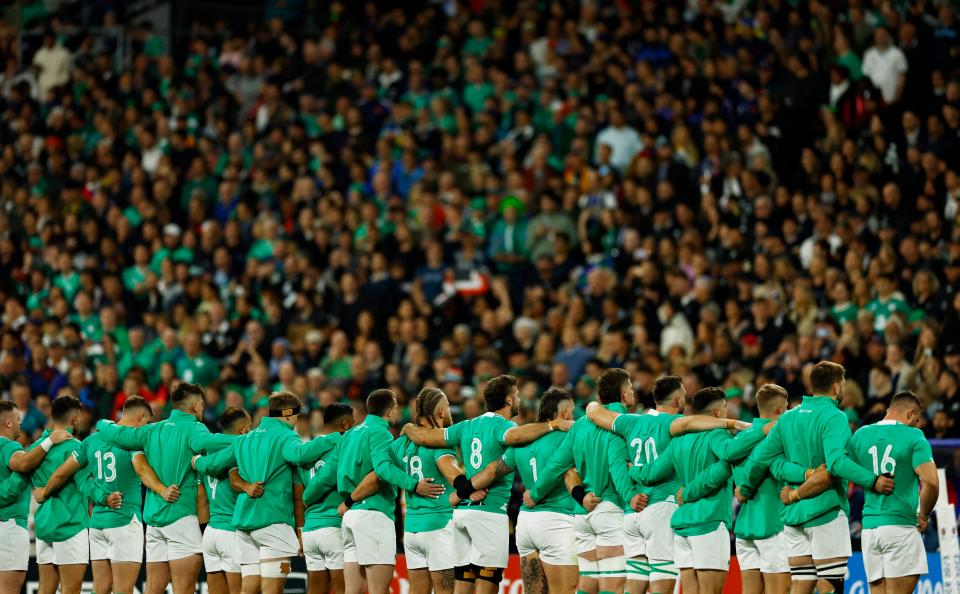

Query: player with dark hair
[199,407,253,594]
[0,400,71,594]
[35,396,171,594]
[297,402,356,594]
[740,362,895,594]
[402,375,570,594]
[96,382,234,594]
[585,375,749,594]
[784,391,939,594]
[29,396,88,594]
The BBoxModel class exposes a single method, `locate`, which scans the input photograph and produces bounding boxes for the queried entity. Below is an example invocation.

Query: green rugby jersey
[297,432,342,531]
[391,435,456,532]
[637,428,733,536]
[337,415,418,520]
[847,420,933,529]
[73,431,143,529]
[529,403,635,510]
[443,412,518,514]
[743,396,877,528]
[612,410,682,509]
[0,437,30,528]
[96,410,234,527]
[503,431,576,515]
[29,430,88,542]
[198,434,241,531]
[195,417,339,531]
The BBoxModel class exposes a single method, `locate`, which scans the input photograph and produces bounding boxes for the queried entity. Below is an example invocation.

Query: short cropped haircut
[809,361,845,394]
[172,383,205,407]
[652,375,683,404]
[756,384,788,410]
[219,407,250,431]
[483,375,518,411]
[891,391,921,410]
[538,388,574,422]
[52,395,82,422]
[122,395,152,415]
[323,402,354,425]
[598,368,631,404]
[269,391,302,414]
[366,389,397,417]
[692,387,725,414]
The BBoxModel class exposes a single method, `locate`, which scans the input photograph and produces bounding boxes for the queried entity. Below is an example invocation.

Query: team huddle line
[0,361,939,594]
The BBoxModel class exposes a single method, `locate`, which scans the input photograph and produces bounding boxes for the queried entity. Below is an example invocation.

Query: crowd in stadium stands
[0,1,959,503]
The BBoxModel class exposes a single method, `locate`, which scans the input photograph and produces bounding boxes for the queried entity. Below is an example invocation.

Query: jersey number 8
[470,438,483,469]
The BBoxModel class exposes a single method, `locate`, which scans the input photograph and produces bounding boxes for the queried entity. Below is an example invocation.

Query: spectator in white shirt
[594,109,643,173]
[862,26,908,104]
[32,32,72,99]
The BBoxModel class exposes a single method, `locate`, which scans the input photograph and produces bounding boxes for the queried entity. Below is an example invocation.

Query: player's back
[29,429,85,542]
[233,417,308,530]
[569,403,630,508]
[298,432,343,531]
[510,430,576,514]
[612,410,681,505]
[731,418,783,540]
[847,421,932,529]
[774,396,850,517]
[666,429,732,534]
[391,436,454,531]
[76,431,142,529]
[200,433,240,531]
[0,436,30,526]
[445,412,516,514]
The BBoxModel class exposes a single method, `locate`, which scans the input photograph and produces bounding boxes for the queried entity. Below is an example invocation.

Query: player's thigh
[57,563,87,594]
[164,516,204,561]
[0,519,30,573]
[540,558,578,594]
[740,569,764,594]
[91,559,112,594]
[573,514,596,559]
[809,512,852,562]
[342,510,396,567]
[404,531,430,572]
[520,553,548,594]
[113,561,143,593]
[0,571,26,594]
[304,527,345,573]
[363,564,395,594]
[207,570,230,594]
[531,512,577,568]
[688,525,729,572]
[589,501,625,550]
[697,569,728,594]
[107,516,145,564]
[461,509,509,568]
[407,568,433,594]
[756,532,790,576]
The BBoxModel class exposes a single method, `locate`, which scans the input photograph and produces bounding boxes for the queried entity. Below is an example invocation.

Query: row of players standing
[0,361,939,594]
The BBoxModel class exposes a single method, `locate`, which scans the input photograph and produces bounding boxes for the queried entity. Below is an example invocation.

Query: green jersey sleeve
[502,447,517,471]
[911,435,934,469]
[528,432,574,501]
[823,414,876,489]
[740,421,784,492]
[187,423,235,453]
[634,442,674,485]
[195,444,237,475]
[303,443,340,506]
[718,426,763,463]
[610,413,636,438]
[683,459,732,502]
[494,416,518,446]
[370,430,418,491]
[443,421,464,447]
[281,432,339,465]
[96,420,150,450]
[607,435,636,502]
[0,472,28,505]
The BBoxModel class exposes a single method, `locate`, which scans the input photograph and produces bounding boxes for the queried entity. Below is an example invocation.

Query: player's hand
[245,482,265,498]
[32,488,47,503]
[676,487,685,506]
[630,492,649,512]
[49,430,71,444]
[731,421,752,433]
[415,478,444,499]
[337,502,348,517]
[106,491,123,509]
[523,490,536,508]
[468,489,488,502]
[582,492,600,512]
[873,475,894,495]
[917,514,928,532]
[160,484,180,503]
[401,423,415,436]
[804,464,826,480]
[780,486,798,505]
[553,420,574,432]
[735,486,747,504]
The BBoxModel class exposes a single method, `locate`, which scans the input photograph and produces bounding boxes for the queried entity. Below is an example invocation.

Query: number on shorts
[630,437,658,466]
[470,438,483,469]
[95,450,116,482]
[868,444,896,475]
[529,458,538,482]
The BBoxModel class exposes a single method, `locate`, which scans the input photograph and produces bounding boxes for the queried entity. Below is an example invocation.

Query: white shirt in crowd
[32,42,72,98]
[594,124,643,173]
[862,44,908,104]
